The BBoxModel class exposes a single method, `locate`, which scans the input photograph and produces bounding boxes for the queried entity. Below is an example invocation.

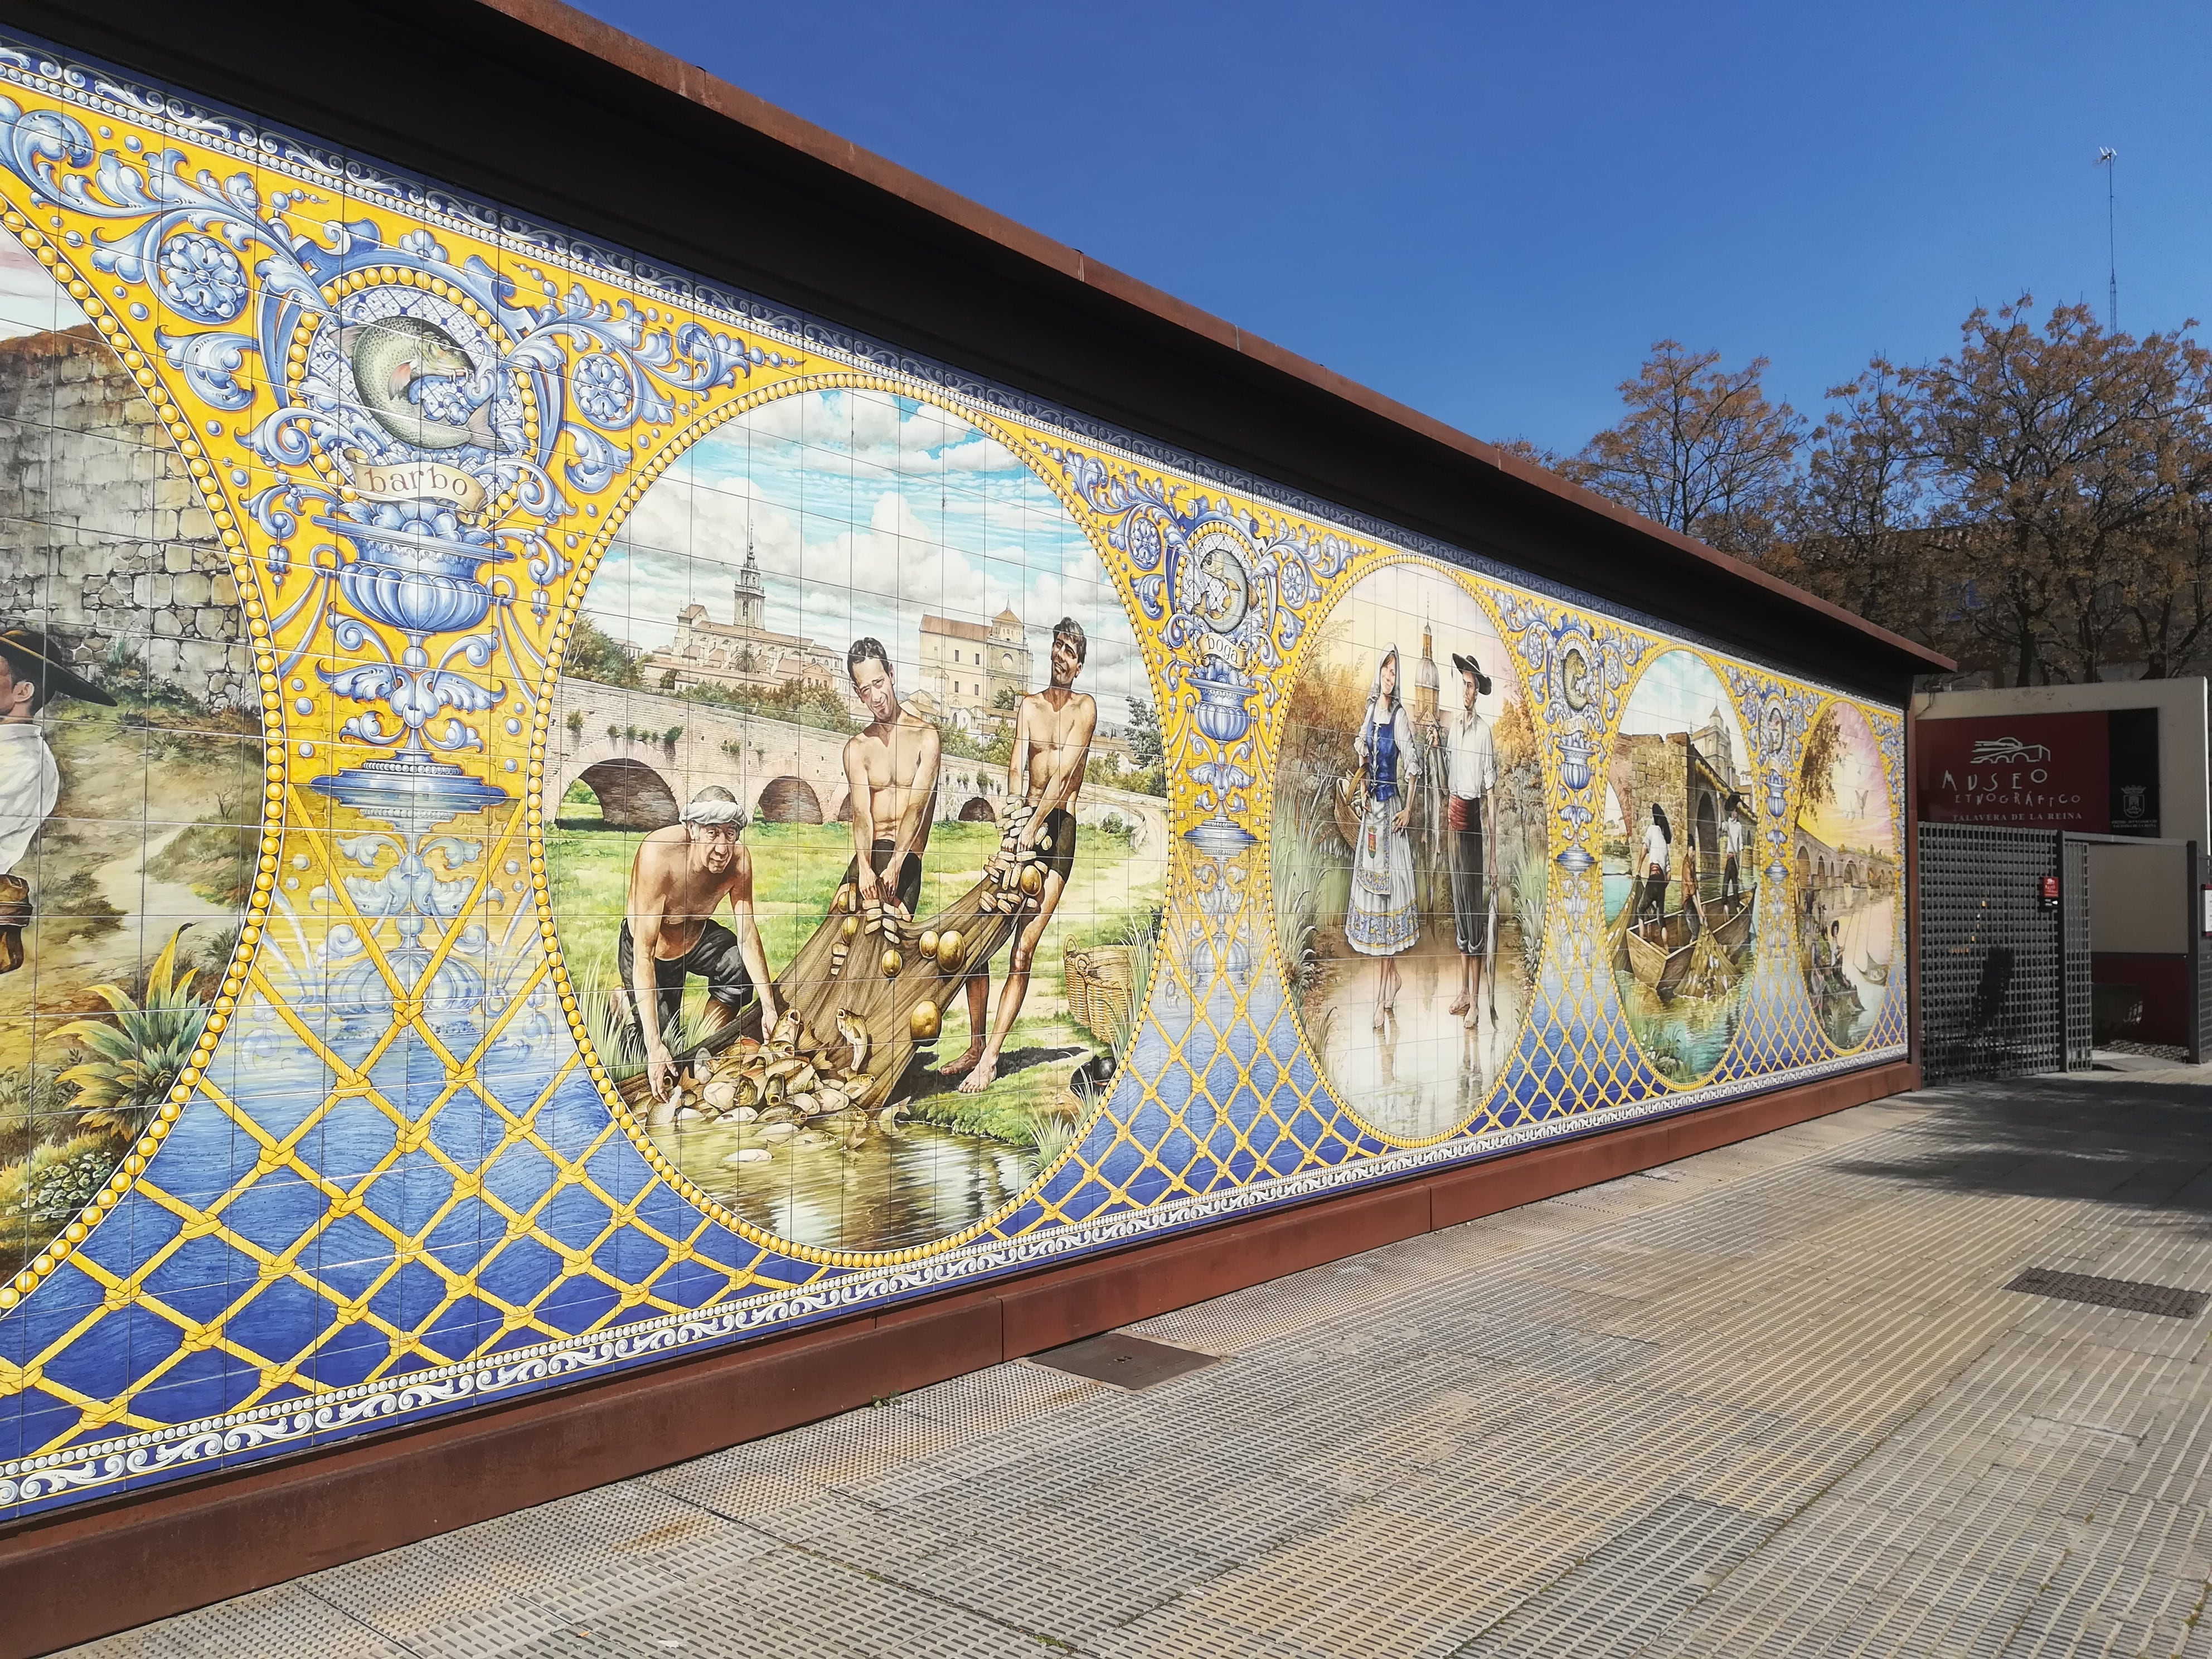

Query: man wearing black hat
[0,628,115,973]
[1442,652,1496,1029]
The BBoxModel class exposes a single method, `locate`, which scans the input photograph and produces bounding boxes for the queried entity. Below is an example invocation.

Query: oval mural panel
[0,229,259,1281]
[545,385,1166,1255]
[1601,649,1758,1084]
[1794,700,1898,1050]
[1272,560,1544,1140]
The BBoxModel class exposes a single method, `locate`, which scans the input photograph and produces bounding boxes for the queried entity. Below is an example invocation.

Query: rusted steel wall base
[0,1060,1912,1658]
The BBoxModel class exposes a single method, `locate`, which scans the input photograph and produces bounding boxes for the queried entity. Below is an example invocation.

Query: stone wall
[0,324,248,707]
[1612,731,1692,870]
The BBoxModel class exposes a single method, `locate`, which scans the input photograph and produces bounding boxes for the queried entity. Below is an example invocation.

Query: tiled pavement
[64,1063,2212,1658]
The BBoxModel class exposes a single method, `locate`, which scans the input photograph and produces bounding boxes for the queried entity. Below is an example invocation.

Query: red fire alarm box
[2039,874,2061,909]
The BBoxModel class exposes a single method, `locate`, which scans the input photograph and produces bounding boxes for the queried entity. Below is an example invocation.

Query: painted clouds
[590,387,1148,727]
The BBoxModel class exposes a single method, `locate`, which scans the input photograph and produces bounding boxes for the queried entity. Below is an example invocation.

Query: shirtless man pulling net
[841,637,941,924]
[944,617,1096,1094]
[753,623,1092,1114]
[777,638,942,1044]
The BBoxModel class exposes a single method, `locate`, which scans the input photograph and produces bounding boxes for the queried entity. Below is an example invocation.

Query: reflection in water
[655,1115,1040,1254]
[1613,971,1740,1081]
[1801,885,1895,1049]
[1301,924,1530,1139]
[1601,870,1755,1083]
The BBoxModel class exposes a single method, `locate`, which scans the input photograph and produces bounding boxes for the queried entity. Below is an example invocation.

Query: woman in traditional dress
[1346,646,1420,1029]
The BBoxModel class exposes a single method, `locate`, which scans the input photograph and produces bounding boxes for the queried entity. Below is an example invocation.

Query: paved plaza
[67,1061,2212,1658]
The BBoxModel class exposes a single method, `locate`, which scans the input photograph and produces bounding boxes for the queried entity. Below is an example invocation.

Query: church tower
[1411,619,1440,724]
[733,528,765,634]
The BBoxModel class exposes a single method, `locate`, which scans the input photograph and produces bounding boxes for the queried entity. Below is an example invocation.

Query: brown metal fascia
[0,0,1949,691]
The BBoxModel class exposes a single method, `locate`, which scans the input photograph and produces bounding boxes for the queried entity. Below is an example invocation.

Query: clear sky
[573,0,2206,457]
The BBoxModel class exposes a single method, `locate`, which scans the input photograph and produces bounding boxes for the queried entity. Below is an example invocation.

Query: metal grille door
[1917,823,2067,1083]
[2062,835,2093,1071]
[2195,843,2209,1065]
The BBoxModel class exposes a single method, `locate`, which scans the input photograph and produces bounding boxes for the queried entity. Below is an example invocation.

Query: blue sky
[591,387,1151,726]
[574,0,2207,456]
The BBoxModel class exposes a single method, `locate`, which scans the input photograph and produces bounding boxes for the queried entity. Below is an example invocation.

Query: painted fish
[344,314,497,452]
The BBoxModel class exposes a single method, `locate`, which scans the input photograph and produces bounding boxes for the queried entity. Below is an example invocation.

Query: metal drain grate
[2004,1267,2208,1320]
[1026,1332,1222,1390]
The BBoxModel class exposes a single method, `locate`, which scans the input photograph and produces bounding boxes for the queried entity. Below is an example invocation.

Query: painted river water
[653,1114,1041,1254]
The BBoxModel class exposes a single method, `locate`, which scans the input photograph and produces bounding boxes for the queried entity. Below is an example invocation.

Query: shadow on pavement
[1825,1078,2212,1225]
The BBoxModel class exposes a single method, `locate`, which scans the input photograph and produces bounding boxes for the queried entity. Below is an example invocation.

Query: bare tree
[1770,362,1948,646]
[1910,298,2212,683]
[1560,341,1804,556]
[2119,494,2212,677]
[1542,303,2212,685]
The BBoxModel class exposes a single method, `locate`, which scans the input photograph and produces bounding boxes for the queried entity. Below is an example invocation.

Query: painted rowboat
[1619,891,1753,998]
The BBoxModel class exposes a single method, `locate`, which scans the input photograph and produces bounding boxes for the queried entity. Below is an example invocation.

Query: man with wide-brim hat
[0,628,114,972]
[1442,650,1496,1029]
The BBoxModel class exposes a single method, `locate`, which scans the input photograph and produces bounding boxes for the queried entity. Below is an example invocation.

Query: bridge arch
[756,775,824,824]
[958,796,997,823]
[573,758,680,830]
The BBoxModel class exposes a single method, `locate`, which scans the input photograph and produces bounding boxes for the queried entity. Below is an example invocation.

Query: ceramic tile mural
[0,32,1905,1519]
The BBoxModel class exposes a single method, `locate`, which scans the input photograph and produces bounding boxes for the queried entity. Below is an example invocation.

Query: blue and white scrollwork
[1496,595,1646,872]
[1047,448,1353,677]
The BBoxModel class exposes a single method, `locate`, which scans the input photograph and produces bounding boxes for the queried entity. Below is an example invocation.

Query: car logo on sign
[1968,737,2051,764]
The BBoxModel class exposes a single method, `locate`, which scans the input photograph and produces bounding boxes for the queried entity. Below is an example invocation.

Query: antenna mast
[2096,148,2119,332]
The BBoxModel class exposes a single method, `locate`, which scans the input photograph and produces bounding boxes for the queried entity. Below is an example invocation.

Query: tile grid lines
[0,28,1915,1535]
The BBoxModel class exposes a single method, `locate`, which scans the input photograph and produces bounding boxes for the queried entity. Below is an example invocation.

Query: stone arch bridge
[547,678,1166,848]
[1791,823,1899,891]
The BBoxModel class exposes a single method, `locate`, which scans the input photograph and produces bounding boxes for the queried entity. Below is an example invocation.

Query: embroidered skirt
[1346,794,1419,957]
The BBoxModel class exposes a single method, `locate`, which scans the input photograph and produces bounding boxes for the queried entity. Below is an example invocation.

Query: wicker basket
[1065,944,1137,1040]
[1331,775,1362,854]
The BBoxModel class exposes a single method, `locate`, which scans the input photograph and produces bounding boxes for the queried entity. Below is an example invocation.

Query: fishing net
[621,804,1064,1128]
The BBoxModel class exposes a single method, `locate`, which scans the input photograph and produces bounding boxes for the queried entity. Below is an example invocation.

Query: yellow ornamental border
[0,209,278,1312]
[527,370,1179,1271]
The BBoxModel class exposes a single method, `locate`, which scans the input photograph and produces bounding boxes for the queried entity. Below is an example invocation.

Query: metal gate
[1917,822,2090,1083]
